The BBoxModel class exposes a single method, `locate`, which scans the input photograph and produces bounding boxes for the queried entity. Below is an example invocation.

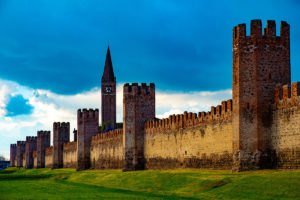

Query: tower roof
[102,46,115,82]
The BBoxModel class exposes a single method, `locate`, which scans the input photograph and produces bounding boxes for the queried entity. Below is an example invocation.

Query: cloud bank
[0,79,231,159]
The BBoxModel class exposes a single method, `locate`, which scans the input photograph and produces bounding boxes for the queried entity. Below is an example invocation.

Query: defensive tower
[101,46,116,128]
[53,122,70,168]
[232,20,291,171]
[123,83,155,171]
[10,144,17,167]
[16,141,26,167]
[37,131,50,168]
[77,109,99,170]
[25,136,37,168]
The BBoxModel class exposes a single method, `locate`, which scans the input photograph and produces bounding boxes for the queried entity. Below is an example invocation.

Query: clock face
[105,86,112,94]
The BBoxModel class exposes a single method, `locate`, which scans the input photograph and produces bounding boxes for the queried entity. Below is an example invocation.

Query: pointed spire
[102,46,115,82]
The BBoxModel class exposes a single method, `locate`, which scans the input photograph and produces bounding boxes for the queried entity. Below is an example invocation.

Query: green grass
[0,168,299,200]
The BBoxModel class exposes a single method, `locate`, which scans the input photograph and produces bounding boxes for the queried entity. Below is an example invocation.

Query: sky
[0,0,299,159]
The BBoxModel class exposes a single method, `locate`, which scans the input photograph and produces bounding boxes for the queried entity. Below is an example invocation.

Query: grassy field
[0,168,299,200]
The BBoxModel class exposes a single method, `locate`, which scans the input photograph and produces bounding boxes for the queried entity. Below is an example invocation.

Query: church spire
[102,46,115,82]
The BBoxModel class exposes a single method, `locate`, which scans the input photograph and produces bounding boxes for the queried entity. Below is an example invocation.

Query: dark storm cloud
[0,0,299,94]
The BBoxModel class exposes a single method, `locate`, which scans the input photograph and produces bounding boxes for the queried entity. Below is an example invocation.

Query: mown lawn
[0,168,299,200]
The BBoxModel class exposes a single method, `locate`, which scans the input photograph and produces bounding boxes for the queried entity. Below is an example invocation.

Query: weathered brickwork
[45,146,54,168]
[10,144,17,167]
[16,141,26,167]
[25,136,37,168]
[22,152,26,167]
[144,101,233,169]
[37,131,50,168]
[123,83,155,171]
[232,20,291,171]
[10,20,299,172]
[90,129,124,169]
[270,83,300,168]
[53,122,70,168]
[33,150,37,168]
[63,142,77,168]
[77,109,99,170]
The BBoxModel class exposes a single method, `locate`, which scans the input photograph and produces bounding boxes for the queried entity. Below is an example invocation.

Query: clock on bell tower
[101,46,116,128]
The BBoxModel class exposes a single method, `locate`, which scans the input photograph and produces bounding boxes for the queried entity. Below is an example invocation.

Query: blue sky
[0,0,299,159]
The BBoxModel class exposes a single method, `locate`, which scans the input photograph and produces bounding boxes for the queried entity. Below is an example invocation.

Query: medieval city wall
[270,82,300,168]
[144,100,233,169]
[33,150,37,168]
[22,153,26,167]
[90,129,124,169]
[63,142,77,168]
[45,146,54,168]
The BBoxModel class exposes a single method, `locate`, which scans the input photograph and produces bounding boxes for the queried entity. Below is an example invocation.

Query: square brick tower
[77,109,99,170]
[123,83,155,171]
[37,131,50,168]
[101,46,116,128]
[16,141,26,167]
[10,144,17,167]
[25,136,37,169]
[53,122,70,168]
[232,20,291,171]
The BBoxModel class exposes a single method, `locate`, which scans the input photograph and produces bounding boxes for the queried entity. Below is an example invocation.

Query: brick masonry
[90,129,124,169]
[53,122,70,168]
[16,141,25,167]
[10,19,300,172]
[10,144,16,167]
[36,131,50,168]
[25,136,37,168]
[123,83,155,171]
[63,142,77,168]
[77,109,99,170]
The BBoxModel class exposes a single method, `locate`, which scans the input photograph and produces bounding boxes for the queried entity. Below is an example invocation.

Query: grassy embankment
[0,167,299,200]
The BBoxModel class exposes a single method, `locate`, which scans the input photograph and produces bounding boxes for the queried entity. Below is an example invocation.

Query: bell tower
[101,46,116,128]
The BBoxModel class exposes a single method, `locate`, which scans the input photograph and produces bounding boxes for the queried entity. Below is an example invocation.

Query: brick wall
[144,101,233,169]
[33,150,37,168]
[45,146,54,168]
[270,82,300,168]
[63,142,77,168]
[90,129,123,169]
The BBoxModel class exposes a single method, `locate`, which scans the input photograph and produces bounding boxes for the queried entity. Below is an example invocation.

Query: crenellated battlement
[9,19,300,172]
[233,20,289,40]
[53,122,70,130]
[123,83,155,96]
[17,141,26,145]
[91,129,123,145]
[77,108,99,120]
[37,131,50,138]
[274,82,300,109]
[26,136,37,142]
[145,99,232,134]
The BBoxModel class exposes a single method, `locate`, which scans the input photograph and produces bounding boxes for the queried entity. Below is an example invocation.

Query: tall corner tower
[101,46,116,128]
[232,20,291,171]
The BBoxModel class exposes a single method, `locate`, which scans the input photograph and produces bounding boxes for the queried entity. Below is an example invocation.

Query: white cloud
[0,78,232,160]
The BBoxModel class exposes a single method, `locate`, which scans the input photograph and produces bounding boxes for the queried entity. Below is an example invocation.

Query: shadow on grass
[0,169,18,174]
[60,180,201,200]
[0,174,53,181]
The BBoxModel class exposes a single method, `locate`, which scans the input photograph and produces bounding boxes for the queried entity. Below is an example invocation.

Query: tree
[0,155,6,161]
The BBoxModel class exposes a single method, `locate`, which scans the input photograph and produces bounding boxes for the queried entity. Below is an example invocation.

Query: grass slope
[0,168,299,200]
